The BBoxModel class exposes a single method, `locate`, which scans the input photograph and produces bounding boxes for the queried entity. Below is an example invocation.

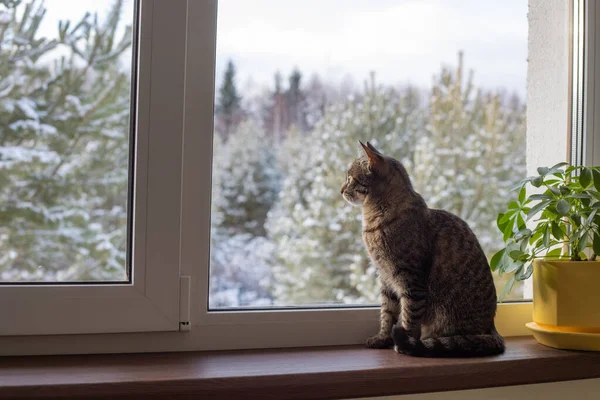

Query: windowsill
[1,336,599,400]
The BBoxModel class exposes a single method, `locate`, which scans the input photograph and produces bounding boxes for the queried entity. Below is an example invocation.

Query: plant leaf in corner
[490,249,505,272]
[594,232,600,256]
[593,169,600,191]
[499,275,517,302]
[527,199,552,219]
[581,167,593,188]
[556,199,570,215]
[518,187,526,204]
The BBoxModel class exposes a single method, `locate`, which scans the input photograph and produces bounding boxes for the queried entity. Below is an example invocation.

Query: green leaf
[581,167,593,188]
[548,162,569,173]
[498,211,515,225]
[504,259,524,273]
[518,187,526,204]
[516,212,526,231]
[537,167,549,176]
[549,186,561,196]
[593,169,600,191]
[560,186,571,195]
[543,225,550,248]
[509,249,525,260]
[571,214,581,228]
[518,263,534,280]
[499,276,517,302]
[551,222,564,241]
[527,199,552,219]
[544,179,561,185]
[503,223,513,242]
[569,193,592,199]
[587,209,598,225]
[514,228,532,241]
[545,206,559,217]
[547,247,563,258]
[578,233,590,253]
[582,197,592,208]
[508,201,520,210]
[589,191,600,201]
[530,229,543,245]
[556,199,570,215]
[490,249,505,272]
[532,176,543,188]
[594,233,600,256]
[529,194,552,201]
[510,179,528,192]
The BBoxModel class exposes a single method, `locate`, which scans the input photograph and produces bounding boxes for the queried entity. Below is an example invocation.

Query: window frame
[0,0,581,355]
[0,0,185,336]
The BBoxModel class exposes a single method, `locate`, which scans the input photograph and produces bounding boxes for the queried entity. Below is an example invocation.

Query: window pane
[0,0,135,282]
[210,0,539,308]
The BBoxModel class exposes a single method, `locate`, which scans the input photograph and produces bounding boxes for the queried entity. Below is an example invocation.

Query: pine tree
[0,0,132,281]
[215,59,242,139]
[412,53,526,257]
[286,68,305,131]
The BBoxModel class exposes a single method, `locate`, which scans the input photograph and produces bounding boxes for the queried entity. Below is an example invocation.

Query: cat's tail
[392,325,505,358]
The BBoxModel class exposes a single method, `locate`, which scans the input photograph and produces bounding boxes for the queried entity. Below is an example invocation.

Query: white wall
[523,0,571,298]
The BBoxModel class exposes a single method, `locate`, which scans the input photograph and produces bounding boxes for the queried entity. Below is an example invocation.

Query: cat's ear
[366,142,383,155]
[359,140,384,171]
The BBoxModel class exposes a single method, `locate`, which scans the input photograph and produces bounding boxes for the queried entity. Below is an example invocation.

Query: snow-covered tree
[0,0,132,280]
[214,120,282,237]
[411,54,526,297]
[209,120,282,306]
[412,53,526,256]
[266,76,423,304]
[267,59,526,305]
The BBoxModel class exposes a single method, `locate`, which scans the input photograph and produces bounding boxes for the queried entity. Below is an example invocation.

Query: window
[0,0,582,354]
[209,0,531,308]
[0,0,136,283]
[0,0,185,336]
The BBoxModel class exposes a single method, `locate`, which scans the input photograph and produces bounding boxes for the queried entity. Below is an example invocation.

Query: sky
[37,0,528,97]
[216,0,528,97]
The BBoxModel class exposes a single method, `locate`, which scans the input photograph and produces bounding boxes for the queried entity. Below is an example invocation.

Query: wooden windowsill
[1,337,600,400]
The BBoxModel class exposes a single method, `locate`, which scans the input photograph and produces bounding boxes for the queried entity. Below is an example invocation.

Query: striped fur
[342,142,505,357]
[392,325,505,357]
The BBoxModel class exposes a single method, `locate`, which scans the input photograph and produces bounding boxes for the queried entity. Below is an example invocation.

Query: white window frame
[0,0,185,336]
[0,0,583,355]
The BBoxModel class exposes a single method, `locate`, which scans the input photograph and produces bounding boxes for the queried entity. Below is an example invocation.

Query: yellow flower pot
[528,259,600,351]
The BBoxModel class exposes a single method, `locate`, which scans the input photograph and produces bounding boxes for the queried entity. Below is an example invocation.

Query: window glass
[209,0,535,308]
[0,0,135,282]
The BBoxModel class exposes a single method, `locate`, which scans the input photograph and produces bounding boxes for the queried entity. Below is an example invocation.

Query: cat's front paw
[366,333,394,349]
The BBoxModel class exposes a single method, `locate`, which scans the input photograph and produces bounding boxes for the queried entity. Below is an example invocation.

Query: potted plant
[492,162,600,350]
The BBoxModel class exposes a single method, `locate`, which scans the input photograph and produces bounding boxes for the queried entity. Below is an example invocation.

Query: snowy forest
[0,1,526,306]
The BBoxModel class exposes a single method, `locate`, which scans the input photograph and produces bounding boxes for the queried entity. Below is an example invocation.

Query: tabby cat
[341,141,504,357]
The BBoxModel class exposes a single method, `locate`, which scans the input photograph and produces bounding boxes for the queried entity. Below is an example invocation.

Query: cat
[340,141,504,357]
